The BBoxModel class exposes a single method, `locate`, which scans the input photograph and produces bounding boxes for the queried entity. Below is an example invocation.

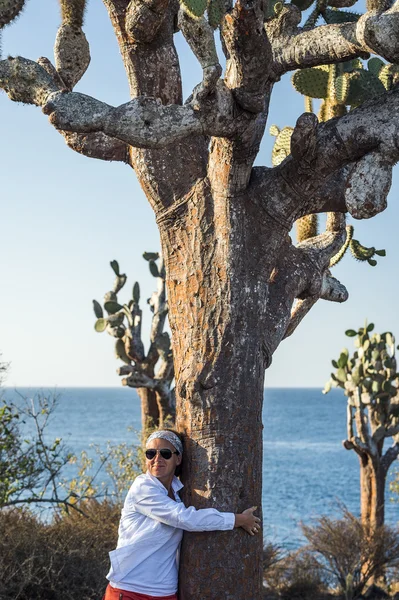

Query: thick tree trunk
[359,455,386,530]
[158,179,285,599]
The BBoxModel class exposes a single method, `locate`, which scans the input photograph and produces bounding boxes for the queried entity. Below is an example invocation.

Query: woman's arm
[130,481,260,534]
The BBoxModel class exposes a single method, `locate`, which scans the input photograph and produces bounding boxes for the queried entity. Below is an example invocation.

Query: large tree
[2,0,399,597]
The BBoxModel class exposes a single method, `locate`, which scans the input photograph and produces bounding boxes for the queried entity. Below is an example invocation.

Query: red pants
[103,583,178,600]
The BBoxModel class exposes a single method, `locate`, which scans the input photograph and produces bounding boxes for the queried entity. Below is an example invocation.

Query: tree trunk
[159,180,285,599]
[359,455,386,530]
[137,387,160,432]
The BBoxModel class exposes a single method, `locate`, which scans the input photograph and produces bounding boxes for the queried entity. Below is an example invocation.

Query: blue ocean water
[2,387,399,549]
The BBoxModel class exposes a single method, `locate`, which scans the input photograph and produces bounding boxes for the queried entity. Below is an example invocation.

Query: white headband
[146,430,183,455]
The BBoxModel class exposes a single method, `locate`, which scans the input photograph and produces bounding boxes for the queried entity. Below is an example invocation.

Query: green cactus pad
[92,299,103,319]
[378,64,399,91]
[291,0,314,11]
[0,0,25,28]
[292,66,329,99]
[115,339,131,365]
[207,0,225,28]
[95,318,107,332]
[335,73,350,104]
[271,126,294,166]
[104,301,124,314]
[323,8,361,23]
[296,215,318,243]
[60,0,87,27]
[269,125,280,137]
[149,260,160,278]
[143,252,159,261]
[110,260,120,276]
[180,0,208,18]
[368,57,385,78]
[347,69,386,107]
[133,282,140,303]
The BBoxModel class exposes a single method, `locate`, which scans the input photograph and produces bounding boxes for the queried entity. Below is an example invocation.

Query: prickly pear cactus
[92,255,174,429]
[292,65,329,99]
[324,324,399,448]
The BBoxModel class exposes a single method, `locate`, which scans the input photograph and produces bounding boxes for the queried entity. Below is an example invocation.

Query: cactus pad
[59,0,87,28]
[346,69,386,107]
[95,318,107,333]
[290,0,315,11]
[143,252,159,261]
[335,73,350,105]
[93,299,103,319]
[292,66,329,99]
[0,0,25,28]
[322,8,361,23]
[207,0,225,28]
[350,239,386,265]
[180,0,208,19]
[149,260,160,278]
[368,57,385,78]
[270,126,294,166]
[296,215,318,242]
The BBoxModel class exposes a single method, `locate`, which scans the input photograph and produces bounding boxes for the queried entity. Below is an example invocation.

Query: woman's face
[145,438,182,481]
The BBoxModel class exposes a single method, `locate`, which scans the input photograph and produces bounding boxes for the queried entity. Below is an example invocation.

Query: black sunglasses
[145,448,179,460]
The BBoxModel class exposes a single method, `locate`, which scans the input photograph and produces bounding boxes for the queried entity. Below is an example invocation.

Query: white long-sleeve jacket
[107,471,235,596]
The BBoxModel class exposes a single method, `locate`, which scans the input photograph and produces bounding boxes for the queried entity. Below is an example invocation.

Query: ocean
[2,386,398,549]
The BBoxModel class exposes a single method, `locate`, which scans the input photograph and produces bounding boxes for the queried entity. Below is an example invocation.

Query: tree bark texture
[3,0,399,596]
[359,455,387,530]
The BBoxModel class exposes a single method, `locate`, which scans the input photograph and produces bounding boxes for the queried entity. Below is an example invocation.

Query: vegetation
[3,0,399,592]
[324,325,399,531]
[93,255,174,431]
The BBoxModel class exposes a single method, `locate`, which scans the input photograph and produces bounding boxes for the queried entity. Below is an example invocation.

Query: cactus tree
[93,254,174,431]
[4,0,399,595]
[324,324,399,530]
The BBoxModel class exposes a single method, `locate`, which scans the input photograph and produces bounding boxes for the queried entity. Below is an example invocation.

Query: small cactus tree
[324,324,399,530]
[93,253,174,432]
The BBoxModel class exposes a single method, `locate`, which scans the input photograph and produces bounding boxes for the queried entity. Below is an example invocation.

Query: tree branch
[222,0,272,113]
[263,226,347,361]
[267,2,399,76]
[252,91,399,228]
[62,131,131,163]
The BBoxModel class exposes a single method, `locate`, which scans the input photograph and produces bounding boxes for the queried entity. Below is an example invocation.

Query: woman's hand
[234,506,261,536]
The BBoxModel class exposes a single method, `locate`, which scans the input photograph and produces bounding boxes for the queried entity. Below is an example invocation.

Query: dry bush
[302,509,399,598]
[263,546,329,600]
[0,500,120,600]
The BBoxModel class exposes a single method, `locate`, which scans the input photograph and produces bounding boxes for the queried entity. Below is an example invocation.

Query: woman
[104,429,261,600]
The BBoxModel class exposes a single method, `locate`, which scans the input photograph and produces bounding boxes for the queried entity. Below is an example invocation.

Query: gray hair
[146,430,183,456]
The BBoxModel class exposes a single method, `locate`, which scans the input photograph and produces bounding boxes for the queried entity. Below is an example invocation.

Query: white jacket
[107,471,235,596]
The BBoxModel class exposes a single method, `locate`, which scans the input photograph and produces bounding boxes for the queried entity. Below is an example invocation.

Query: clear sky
[1,1,398,388]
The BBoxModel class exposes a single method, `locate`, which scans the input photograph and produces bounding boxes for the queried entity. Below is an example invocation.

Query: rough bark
[3,0,399,596]
[359,456,386,530]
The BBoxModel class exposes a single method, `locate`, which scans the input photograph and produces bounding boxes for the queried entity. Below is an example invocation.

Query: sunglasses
[145,448,179,460]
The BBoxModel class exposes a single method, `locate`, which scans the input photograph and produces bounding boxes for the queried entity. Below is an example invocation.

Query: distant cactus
[324,323,399,529]
[92,254,175,431]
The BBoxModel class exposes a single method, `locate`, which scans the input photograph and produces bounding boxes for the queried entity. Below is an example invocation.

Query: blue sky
[1,0,398,388]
